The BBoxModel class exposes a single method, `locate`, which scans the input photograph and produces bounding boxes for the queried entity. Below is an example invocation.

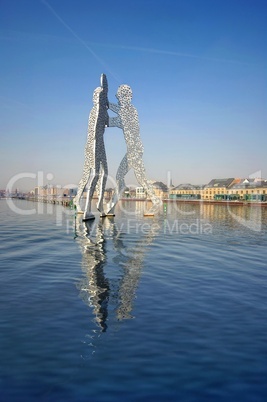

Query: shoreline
[2,197,267,208]
[120,198,267,208]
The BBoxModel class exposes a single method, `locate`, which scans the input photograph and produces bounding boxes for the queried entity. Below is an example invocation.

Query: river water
[0,199,266,401]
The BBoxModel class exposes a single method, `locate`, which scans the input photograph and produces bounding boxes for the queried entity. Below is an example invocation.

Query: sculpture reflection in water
[75,216,109,332]
[75,214,159,332]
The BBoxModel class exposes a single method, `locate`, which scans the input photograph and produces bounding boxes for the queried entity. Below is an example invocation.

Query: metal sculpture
[74,74,108,220]
[75,74,160,218]
[107,84,161,215]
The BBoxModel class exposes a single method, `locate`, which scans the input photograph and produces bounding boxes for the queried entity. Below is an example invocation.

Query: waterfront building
[203,178,236,200]
[169,177,267,202]
[136,187,146,199]
[227,179,267,201]
[169,183,204,200]
[33,185,78,200]
[29,177,267,204]
[136,182,168,200]
[152,181,168,199]
[104,188,113,200]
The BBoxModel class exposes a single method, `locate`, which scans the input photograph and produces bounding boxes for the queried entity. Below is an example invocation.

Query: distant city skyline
[3,173,267,196]
[1,0,266,192]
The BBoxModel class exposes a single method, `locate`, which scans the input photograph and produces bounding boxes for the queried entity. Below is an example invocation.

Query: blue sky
[1,0,266,191]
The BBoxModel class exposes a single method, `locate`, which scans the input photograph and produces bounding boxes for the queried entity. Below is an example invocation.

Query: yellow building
[202,178,236,200]
[135,182,169,199]
[169,183,203,200]
[169,178,267,201]
[152,181,168,199]
[227,179,267,201]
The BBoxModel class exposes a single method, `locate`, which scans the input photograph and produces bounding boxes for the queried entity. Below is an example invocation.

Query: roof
[152,181,168,192]
[172,183,204,191]
[231,179,267,189]
[205,178,235,189]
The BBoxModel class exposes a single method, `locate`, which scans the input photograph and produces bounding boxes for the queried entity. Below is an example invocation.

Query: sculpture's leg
[133,158,162,215]
[107,154,129,215]
[97,157,108,216]
[74,160,91,213]
[83,168,98,221]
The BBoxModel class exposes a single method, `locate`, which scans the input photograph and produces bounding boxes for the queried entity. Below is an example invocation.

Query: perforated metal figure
[107,84,160,214]
[74,74,108,220]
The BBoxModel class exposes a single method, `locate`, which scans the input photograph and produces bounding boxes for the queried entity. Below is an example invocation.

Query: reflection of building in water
[197,203,263,230]
[75,215,159,331]
[166,201,266,234]
[119,199,156,216]
[165,200,264,229]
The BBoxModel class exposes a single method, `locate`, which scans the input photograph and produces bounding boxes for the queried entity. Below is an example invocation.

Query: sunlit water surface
[0,199,267,401]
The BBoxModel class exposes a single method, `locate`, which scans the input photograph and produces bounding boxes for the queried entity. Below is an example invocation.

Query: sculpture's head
[100,74,108,94]
[92,87,102,105]
[116,85,132,105]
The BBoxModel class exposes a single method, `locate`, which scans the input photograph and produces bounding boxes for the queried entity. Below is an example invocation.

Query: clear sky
[1,0,266,191]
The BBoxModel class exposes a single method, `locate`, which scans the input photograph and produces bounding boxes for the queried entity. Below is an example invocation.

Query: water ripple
[0,200,267,401]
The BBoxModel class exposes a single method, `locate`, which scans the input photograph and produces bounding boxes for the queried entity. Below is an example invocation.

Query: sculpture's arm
[105,111,109,127]
[108,116,122,129]
[108,102,120,114]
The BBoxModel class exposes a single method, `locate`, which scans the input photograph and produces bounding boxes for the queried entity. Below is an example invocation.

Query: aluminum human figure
[107,84,160,215]
[74,74,108,220]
